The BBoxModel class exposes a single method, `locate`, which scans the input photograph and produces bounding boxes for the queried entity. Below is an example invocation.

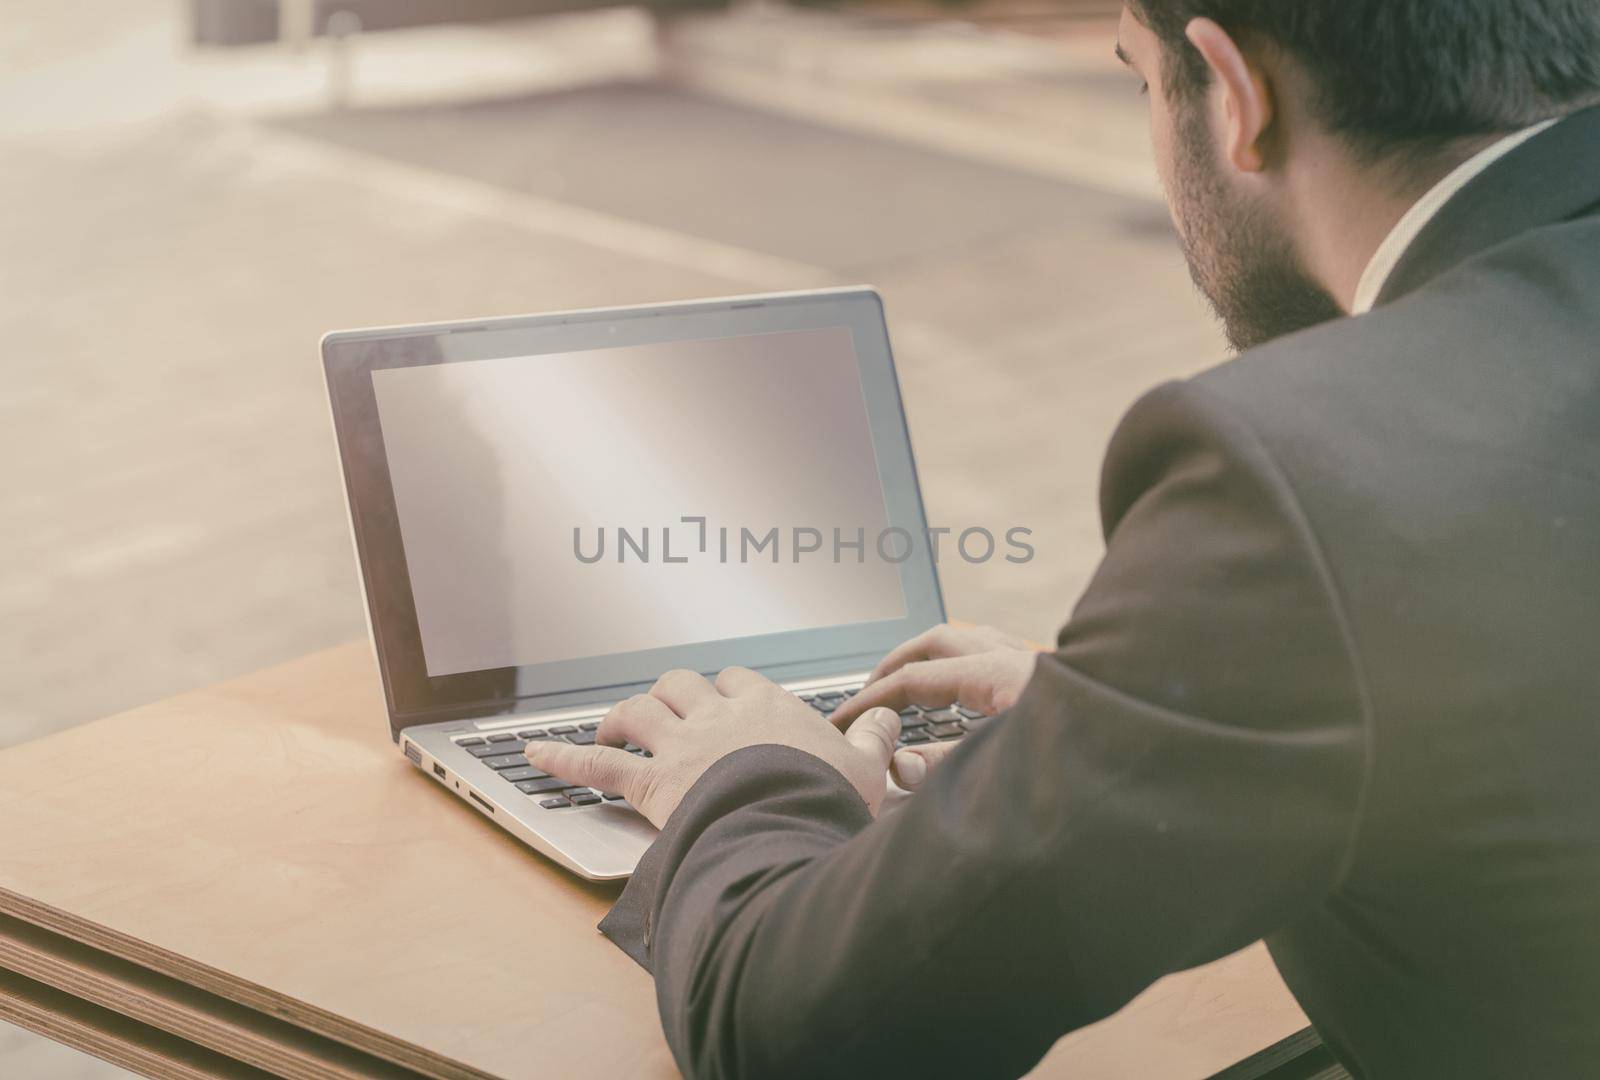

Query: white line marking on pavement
[675,63,1163,203]
[223,121,988,378]
[237,122,836,290]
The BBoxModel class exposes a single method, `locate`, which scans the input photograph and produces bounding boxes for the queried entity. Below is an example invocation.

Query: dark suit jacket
[600,107,1600,1078]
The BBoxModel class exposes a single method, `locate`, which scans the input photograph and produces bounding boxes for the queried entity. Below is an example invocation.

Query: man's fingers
[713,666,773,697]
[867,625,952,684]
[843,707,901,769]
[650,668,719,716]
[596,693,676,749]
[891,741,958,791]
[868,625,1040,687]
[831,656,981,727]
[525,740,648,797]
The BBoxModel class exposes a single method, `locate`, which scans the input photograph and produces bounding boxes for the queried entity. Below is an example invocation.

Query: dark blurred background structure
[189,0,1124,47]
[0,0,1220,1072]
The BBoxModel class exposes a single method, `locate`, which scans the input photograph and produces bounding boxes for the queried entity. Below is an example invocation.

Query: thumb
[892,741,958,792]
[844,706,901,770]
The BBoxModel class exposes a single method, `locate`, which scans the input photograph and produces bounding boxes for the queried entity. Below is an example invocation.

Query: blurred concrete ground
[1,1,1221,1072]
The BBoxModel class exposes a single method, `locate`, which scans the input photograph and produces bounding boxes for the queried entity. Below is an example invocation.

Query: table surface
[0,643,1308,1079]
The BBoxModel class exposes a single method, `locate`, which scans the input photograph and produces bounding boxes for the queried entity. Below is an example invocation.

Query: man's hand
[827,624,1040,792]
[523,667,902,829]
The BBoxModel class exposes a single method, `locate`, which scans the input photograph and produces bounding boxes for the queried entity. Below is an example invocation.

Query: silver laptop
[322,287,946,879]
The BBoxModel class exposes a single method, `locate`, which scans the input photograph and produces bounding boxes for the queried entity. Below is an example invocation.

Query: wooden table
[0,644,1308,1079]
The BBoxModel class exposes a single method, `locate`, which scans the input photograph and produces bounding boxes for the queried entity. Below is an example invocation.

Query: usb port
[433,763,447,780]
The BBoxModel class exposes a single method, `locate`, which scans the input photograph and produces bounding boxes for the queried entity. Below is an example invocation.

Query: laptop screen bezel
[323,288,946,737]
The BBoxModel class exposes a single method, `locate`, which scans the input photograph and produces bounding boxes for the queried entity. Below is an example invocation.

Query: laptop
[322,287,952,880]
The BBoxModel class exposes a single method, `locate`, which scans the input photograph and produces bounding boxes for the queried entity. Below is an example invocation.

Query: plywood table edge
[0,886,492,1080]
[0,966,272,1080]
[0,912,423,1080]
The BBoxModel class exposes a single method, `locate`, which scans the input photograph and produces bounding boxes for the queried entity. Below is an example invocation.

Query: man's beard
[1169,100,1344,352]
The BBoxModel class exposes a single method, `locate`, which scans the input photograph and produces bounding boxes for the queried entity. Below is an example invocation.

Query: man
[528,1,1600,1075]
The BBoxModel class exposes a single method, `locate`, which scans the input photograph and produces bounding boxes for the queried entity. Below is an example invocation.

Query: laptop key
[456,737,486,748]
[539,796,571,809]
[923,708,962,723]
[467,743,512,758]
[578,720,601,731]
[898,712,930,729]
[564,731,597,746]
[570,793,602,807]
[601,793,626,801]
[955,707,987,721]
[484,754,530,770]
[928,722,965,740]
[520,778,571,795]
[898,730,932,745]
[550,725,578,735]
[517,729,547,740]
[487,733,517,743]
[499,766,550,783]
[563,786,593,797]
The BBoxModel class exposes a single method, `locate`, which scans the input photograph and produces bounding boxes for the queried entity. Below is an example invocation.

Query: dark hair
[1131,0,1600,153]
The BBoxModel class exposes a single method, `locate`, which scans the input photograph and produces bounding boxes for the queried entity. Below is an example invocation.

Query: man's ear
[1184,17,1273,174]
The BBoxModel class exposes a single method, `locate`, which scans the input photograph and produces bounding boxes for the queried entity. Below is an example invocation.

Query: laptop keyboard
[449,688,989,811]
[799,690,992,745]
[448,720,647,809]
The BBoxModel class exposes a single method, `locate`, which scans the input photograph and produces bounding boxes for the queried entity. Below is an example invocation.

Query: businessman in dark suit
[527,2,1600,1075]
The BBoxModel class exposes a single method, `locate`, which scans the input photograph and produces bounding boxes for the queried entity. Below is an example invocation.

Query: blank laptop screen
[370,327,908,678]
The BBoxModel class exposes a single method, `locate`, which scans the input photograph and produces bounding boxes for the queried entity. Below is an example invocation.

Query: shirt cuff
[598,743,870,969]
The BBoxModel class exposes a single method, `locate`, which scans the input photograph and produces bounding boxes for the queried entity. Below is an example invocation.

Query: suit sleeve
[599,379,1371,1079]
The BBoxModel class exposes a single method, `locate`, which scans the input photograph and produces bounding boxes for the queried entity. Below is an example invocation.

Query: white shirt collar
[1350,118,1559,314]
